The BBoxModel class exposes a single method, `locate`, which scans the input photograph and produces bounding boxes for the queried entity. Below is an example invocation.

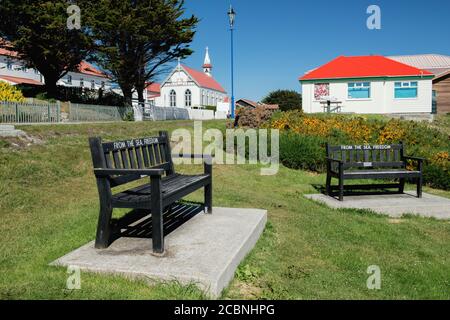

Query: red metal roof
[0,75,43,85]
[0,41,18,57]
[146,82,161,93]
[77,61,107,78]
[0,41,105,78]
[182,65,226,93]
[300,56,434,81]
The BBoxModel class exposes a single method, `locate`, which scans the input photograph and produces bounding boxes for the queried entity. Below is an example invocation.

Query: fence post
[15,103,19,123]
[57,101,61,123]
[68,101,71,122]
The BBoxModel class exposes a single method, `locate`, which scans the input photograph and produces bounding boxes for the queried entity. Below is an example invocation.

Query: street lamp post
[228,5,236,119]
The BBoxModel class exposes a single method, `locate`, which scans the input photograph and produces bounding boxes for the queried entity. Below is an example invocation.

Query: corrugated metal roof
[300,55,433,81]
[389,54,450,77]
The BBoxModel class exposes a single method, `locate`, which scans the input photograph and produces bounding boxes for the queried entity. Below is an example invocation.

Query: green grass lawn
[1,120,449,299]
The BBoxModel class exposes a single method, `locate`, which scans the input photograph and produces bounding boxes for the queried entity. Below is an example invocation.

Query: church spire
[203,47,212,77]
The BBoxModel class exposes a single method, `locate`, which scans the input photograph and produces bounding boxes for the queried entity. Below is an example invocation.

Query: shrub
[238,107,277,128]
[0,82,25,102]
[280,133,326,171]
[261,89,302,111]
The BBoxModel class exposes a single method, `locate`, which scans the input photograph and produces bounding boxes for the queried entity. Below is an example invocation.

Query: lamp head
[228,5,236,28]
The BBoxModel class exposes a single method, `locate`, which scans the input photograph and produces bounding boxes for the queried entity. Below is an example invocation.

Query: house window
[185,89,192,107]
[80,78,84,87]
[67,75,72,84]
[394,81,418,99]
[34,69,39,75]
[348,82,371,99]
[170,90,177,107]
[6,60,12,70]
[91,80,95,89]
[314,83,329,100]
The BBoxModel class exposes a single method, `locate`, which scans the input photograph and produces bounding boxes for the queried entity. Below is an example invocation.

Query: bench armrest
[326,157,343,164]
[326,157,343,174]
[94,168,164,177]
[403,156,424,172]
[403,156,425,162]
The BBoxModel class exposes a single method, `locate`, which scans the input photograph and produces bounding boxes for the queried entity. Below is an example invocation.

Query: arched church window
[170,90,176,107]
[185,89,192,107]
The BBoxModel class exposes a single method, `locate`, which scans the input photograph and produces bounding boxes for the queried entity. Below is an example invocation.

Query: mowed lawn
[0,120,449,299]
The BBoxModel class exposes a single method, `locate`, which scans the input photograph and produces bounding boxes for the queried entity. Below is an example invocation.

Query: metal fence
[0,101,60,124]
[143,105,190,121]
[69,103,132,122]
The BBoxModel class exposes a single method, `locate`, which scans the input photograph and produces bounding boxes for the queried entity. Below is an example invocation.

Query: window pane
[395,82,401,88]
[348,83,370,99]
[395,88,417,98]
[349,88,370,99]
[410,82,418,87]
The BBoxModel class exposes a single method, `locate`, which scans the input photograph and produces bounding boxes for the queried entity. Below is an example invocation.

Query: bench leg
[326,173,332,196]
[205,182,213,214]
[417,176,423,198]
[399,178,405,194]
[151,176,164,254]
[95,205,113,249]
[338,177,344,201]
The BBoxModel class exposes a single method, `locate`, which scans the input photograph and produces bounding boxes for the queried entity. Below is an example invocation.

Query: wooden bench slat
[113,150,122,169]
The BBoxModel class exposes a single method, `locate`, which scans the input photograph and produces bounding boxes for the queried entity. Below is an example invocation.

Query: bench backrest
[89,131,174,187]
[326,143,405,169]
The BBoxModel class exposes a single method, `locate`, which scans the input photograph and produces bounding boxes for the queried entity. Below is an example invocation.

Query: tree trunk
[119,81,133,107]
[136,84,145,104]
[41,72,60,99]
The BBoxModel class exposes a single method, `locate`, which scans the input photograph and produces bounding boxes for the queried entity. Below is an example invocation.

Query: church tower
[203,47,212,77]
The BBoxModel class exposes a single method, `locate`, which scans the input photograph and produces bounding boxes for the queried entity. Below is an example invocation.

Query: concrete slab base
[305,191,450,220]
[51,207,267,297]
[0,124,26,137]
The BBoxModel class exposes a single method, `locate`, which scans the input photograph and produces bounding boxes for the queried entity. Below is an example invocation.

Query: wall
[0,55,42,82]
[302,78,432,114]
[57,72,111,91]
[434,74,450,114]
[158,67,227,108]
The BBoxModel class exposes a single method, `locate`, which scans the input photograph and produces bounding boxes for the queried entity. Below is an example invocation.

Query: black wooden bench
[325,143,424,201]
[89,131,212,254]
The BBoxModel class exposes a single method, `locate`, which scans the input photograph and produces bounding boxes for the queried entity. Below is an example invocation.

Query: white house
[0,47,43,85]
[0,42,111,90]
[300,55,434,114]
[56,61,111,91]
[156,47,228,109]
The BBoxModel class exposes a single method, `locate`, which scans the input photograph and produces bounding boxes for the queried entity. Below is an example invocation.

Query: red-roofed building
[300,55,434,114]
[0,38,111,90]
[157,47,228,109]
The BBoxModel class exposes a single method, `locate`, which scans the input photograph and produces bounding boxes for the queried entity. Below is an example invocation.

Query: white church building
[154,48,228,109]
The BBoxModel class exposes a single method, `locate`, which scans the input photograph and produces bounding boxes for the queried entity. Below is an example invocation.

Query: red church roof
[300,56,433,81]
[182,65,226,93]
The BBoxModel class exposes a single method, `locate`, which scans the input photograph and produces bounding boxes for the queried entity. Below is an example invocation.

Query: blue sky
[164,0,450,101]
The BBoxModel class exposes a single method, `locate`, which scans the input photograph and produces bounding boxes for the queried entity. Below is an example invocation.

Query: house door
[432,90,437,114]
